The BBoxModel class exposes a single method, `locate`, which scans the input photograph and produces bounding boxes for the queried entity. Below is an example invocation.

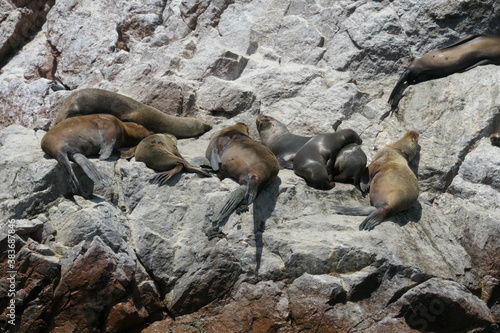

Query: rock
[0,0,500,332]
[390,278,497,332]
[197,76,258,115]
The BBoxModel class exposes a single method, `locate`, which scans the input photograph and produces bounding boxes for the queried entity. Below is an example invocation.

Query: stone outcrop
[0,0,499,332]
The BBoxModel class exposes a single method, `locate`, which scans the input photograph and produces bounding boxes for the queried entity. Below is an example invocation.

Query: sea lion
[41,114,153,194]
[332,143,369,194]
[205,122,280,227]
[124,133,211,185]
[293,129,363,190]
[389,34,500,108]
[255,114,311,169]
[491,132,500,147]
[55,88,212,138]
[331,131,420,231]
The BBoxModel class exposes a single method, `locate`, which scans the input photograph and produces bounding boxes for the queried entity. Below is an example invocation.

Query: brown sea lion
[256,114,311,169]
[293,129,363,190]
[331,131,420,231]
[41,114,153,194]
[332,143,369,194]
[55,88,212,138]
[205,122,280,227]
[124,133,211,185]
[389,34,500,108]
[490,132,500,147]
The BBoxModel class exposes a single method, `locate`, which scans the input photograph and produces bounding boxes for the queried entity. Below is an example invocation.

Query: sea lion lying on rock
[41,114,153,194]
[205,123,280,231]
[293,129,363,190]
[331,131,420,231]
[55,88,212,138]
[389,34,500,108]
[255,114,311,169]
[123,133,211,185]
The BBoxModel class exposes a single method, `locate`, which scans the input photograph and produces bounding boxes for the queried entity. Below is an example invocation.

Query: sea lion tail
[358,208,386,231]
[331,206,376,216]
[72,153,114,187]
[212,185,247,225]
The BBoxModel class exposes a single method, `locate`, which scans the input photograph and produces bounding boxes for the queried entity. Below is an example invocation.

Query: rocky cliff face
[1,0,499,332]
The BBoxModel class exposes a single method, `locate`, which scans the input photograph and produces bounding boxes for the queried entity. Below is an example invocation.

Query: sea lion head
[256,114,291,138]
[390,130,419,161]
[121,122,154,146]
[490,132,500,147]
[229,122,250,136]
[337,128,363,145]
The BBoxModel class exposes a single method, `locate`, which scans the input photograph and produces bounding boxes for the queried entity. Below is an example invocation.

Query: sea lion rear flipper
[359,207,386,231]
[120,146,136,159]
[331,206,376,216]
[212,185,247,226]
[152,164,184,186]
[185,164,212,178]
[72,153,114,187]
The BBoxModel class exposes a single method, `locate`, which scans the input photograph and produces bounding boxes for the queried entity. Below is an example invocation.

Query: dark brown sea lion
[332,143,369,194]
[490,132,500,147]
[293,129,363,190]
[331,131,420,231]
[205,122,280,227]
[55,88,212,138]
[124,133,211,185]
[389,34,500,108]
[41,114,153,194]
[255,114,311,169]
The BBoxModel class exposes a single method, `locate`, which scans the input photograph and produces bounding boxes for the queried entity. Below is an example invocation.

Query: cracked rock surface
[1,0,500,332]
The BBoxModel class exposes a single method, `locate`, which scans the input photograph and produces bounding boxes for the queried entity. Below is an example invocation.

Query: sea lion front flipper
[278,157,293,170]
[56,153,81,194]
[152,164,184,186]
[98,137,116,160]
[210,148,222,171]
[72,153,114,187]
[212,185,247,226]
[388,69,411,109]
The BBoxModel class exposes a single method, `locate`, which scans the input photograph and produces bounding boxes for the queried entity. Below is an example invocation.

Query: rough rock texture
[1,0,500,332]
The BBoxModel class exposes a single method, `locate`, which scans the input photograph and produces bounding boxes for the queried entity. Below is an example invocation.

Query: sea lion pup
[55,88,212,138]
[255,114,311,169]
[331,131,420,231]
[491,132,500,147]
[332,143,369,194]
[293,129,363,190]
[389,34,500,108]
[123,133,211,185]
[41,114,153,194]
[205,122,280,227]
